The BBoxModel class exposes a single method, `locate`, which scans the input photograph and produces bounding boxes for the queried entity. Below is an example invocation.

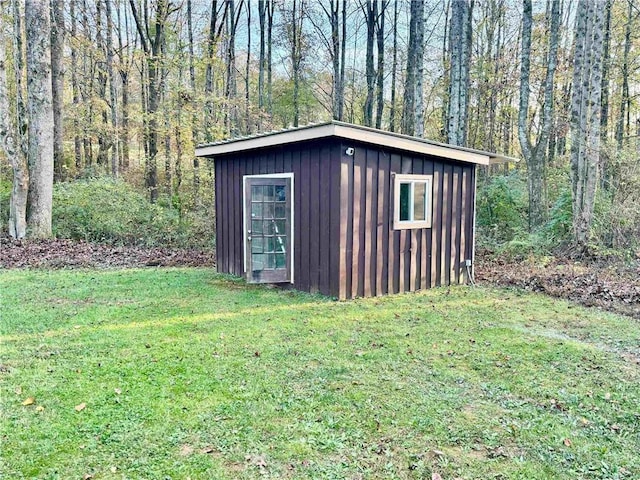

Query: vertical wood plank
[234,156,244,276]
[450,167,460,285]
[292,149,302,291]
[351,147,365,298]
[364,148,376,297]
[431,163,442,287]
[388,153,402,293]
[376,151,388,296]
[459,168,468,284]
[215,159,223,273]
[440,165,451,285]
[309,144,321,293]
[299,147,311,292]
[318,143,331,295]
[330,143,343,298]
[339,150,352,299]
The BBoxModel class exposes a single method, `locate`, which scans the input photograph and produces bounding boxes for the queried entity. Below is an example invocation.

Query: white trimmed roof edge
[194,121,519,166]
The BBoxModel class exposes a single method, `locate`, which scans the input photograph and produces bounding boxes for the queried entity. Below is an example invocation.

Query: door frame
[242,173,295,283]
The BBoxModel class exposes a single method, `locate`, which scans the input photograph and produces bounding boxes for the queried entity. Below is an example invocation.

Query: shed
[195,121,514,299]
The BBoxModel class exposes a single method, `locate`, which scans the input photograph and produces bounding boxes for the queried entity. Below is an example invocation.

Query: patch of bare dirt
[476,252,640,319]
[0,237,216,269]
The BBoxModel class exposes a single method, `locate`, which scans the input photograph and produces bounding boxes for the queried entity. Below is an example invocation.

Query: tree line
[1,0,638,252]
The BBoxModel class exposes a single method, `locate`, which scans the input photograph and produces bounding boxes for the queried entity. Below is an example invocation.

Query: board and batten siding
[214,140,343,297]
[214,137,475,299]
[336,141,475,299]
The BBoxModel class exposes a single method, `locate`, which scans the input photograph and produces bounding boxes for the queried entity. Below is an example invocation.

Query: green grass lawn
[1,268,638,479]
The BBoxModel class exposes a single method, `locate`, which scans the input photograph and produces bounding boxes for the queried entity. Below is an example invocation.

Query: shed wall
[337,141,475,299]
[214,140,342,297]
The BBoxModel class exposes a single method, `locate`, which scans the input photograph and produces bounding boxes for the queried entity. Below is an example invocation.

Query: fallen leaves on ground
[476,253,640,319]
[21,397,35,406]
[74,403,86,412]
[0,237,216,269]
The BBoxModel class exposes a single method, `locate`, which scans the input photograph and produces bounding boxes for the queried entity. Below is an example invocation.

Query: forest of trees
[1,0,639,254]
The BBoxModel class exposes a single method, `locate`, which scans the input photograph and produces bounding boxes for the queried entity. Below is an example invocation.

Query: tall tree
[570,0,605,248]
[615,0,632,148]
[401,0,424,136]
[25,0,55,237]
[518,0,560,229]
[50,0,65,181]
[388,0,399,132]
[0,0,28,238]
[129,0,176,202]
[362,0,377,127]
[374,0,387,129]
[187,0,200,203]
[105,0,119,177]
[446,0,473,146]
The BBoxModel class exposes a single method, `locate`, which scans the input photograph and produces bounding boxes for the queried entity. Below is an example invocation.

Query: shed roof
[195,121,518,166]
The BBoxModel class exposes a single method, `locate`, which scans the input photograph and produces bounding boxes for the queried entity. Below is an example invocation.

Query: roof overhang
[195,121,518,166]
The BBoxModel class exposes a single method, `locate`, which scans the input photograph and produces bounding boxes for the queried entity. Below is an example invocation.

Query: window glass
[414,182,426,221]
[399,183,411,221]
[251,220,263,234]
[275,185,286,202]
[251,185,263,201]
[263,203,274,219]
[264,185,275,201]
[251,202,262,217]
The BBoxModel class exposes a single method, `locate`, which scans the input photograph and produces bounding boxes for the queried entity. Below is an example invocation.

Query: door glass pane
[251,237,264,253]
[266,254,276,269]
[274,220,286,234]
[275,204,286,219]
[251,185,263,201]
[251,202,263,218]
[275,236,287,252]
[265,237,275,253]
[252,254,265,271]
[251,220,263,234]
[264,221,274,235]
[399,183,410,221]
[275,253,286,269]
[264,185,275,201]
[275,185,286,202]
[414,182,426,221]
[263,203,274,219]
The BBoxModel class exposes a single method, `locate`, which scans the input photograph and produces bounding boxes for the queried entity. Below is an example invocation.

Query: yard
[1,268,638,479]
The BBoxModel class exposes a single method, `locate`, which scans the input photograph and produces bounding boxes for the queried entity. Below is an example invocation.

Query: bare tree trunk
[414,0,425,137]
[615,0,631,148]
[50,0,64,182]
[518,0,560,229]
[258,0,266,112]
[570,0,605,249]
[187,0,200,204]
[447,0,473,146]
[25,0,54,238]
[70,0,83,172]
[388,0,398,132]
[105,0,119,177]
[267,1,274,118]
[0,0,28,239]
[363,0,376,127]
[129,0,174,203]
[401,0,422,135]
[245,0,251,133]
[374,0,386,129]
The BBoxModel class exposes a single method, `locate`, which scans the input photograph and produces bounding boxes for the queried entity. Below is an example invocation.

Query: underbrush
[1,177,215,249]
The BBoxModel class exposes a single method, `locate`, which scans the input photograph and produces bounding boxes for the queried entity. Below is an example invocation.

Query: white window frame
[393,173,433,230]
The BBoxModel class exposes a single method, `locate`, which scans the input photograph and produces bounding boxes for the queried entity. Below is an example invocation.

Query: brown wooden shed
[195,121,514,299]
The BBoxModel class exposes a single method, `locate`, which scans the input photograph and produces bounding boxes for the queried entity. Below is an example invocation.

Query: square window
[393,174,433,230]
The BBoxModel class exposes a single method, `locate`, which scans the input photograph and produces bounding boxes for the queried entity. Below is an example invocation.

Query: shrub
[52,178,214,248]
[476,172,528,247]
